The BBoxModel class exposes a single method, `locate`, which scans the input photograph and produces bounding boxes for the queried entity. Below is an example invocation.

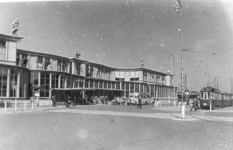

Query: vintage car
[126,92,151,105]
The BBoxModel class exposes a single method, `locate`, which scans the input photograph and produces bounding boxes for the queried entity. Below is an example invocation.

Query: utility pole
[169,54,176,102]
[175,0,186,119]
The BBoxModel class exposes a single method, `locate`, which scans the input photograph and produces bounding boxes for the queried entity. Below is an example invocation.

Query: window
[76,63,81,75]
[60,75,65,88]
[37,57,43,70]
[126,83,129,96]
[99,81,103,88]
[19,71,27,98]
[57,60,61,71]
[107,71,111,80]
[107,82,111,89]
[0,40,6,60]
[30,71,39,97]
[30,72,39,86]
[69,62,72,74]
[57,60,67,72]
[147,85,150,93]
[130,83,134,93]
[10,69,18,97]
[116,82,120,89]
[85,79,89,88]
[68,76,73,88]
[143,72,147,81]
[122,83,125,90]
[21,54,28,68]
[140,84,144,93]
[40,72,50,97]
[74,78,79,88]
[52,74,59,88]
[0,67,8,97]
[79,79,84,88]
[44,58,51,70]
[104,81,107,88]
[115,78,125,81]
[62,61,66,72]
[135,83,139,92]
[90,80,93,88]
[156,76,160,83]
[151,86,155,97]
[95,81,98,88]
[86,65,90,77]
[112,82,115,89]
[66,75,69,88]
[130,77,139,81]
[86,65,92,77]
[16,53,20,66]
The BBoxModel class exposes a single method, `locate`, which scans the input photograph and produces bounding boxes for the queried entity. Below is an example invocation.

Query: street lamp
[169,54,176,103]
[175,0,186,119]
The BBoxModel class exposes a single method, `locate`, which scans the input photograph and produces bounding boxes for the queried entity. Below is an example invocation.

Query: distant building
[0,32,177,102]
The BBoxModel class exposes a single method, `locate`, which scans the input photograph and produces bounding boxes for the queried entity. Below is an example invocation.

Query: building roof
[17,49,166,75]
[200,87,221,93]
[113,67,167,75]
[0,33,23,42]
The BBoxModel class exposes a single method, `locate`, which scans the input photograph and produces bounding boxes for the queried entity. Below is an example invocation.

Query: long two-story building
[0,33,177,104]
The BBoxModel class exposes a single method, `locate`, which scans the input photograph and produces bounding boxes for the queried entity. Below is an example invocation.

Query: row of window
[143,72,162,82]
[0,67,28,97]
[0,66,174,98]
[30,72,120,97]
[86,65,111,80]
[15,53,167,85]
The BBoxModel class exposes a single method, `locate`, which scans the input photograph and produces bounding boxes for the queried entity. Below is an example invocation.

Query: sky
[0,0,233,93]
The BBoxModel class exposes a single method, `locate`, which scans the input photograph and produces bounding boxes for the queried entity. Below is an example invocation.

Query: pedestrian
[52,95,56,107]
[105,96,109,105]
[137,95,142,109]
[67,95,71,107]
[190,98,198,111]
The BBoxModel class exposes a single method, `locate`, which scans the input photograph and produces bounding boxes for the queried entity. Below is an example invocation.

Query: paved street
[0,104,233,150]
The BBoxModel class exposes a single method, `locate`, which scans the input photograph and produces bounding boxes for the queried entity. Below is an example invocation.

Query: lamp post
[169,54,176,104]
[175,0,185,119]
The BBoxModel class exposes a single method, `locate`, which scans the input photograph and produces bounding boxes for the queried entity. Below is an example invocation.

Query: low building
[0,32,177,104]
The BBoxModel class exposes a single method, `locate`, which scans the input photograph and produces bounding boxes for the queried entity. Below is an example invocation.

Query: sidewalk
[1,100,233,122]
[152,101,233,122]
[0,104,66,114]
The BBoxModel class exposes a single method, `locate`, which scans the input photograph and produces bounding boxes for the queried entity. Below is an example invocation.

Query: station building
[0,32,177,104]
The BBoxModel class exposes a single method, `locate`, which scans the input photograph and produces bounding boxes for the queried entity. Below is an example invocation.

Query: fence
[0,99,41,113]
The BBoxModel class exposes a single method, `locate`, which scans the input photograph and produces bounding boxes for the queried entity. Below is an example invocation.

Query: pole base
[181,104,185,119]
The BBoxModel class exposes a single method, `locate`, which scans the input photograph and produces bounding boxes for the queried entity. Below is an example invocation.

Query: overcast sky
[0,0,232,92]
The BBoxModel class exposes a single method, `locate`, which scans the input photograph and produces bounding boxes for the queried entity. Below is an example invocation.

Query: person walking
[52,95,56,107]
[137,95,142,109]
[66,95,71,107]
[190,98,198,111]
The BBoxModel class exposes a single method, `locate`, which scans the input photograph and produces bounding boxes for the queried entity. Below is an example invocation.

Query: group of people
[51,94,144,108]
[90,95,109,104]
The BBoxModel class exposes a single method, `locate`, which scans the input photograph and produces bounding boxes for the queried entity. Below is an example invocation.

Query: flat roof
[0,33,23,42]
